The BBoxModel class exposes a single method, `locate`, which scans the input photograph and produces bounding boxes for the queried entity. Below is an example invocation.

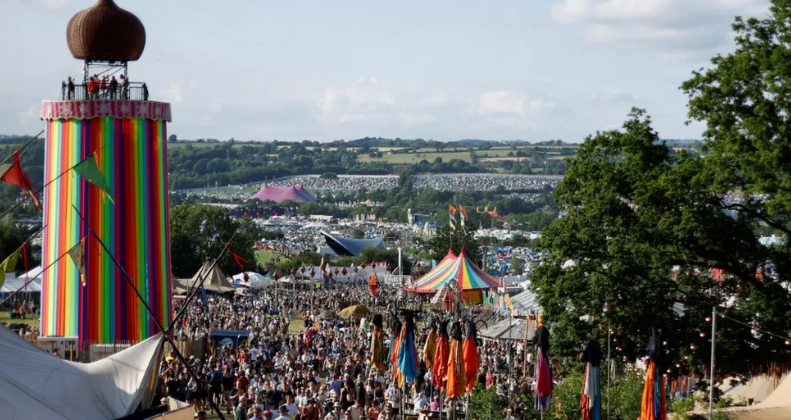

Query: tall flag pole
[448,204,457,230]
[459,205,469,232]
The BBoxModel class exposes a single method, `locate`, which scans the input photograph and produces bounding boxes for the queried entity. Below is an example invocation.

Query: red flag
[229,250,250,271]
[0,151,40,209]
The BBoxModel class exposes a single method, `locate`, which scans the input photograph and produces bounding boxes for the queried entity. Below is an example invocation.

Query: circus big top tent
[0,325,164,420]
[251,184,316,203]
[406,249,499,294]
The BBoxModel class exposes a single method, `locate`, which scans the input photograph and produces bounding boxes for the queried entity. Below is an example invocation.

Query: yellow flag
[68,238,86,285]
[0,249,21,288]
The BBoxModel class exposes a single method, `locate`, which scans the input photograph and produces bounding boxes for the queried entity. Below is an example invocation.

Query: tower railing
[60,81,150,101]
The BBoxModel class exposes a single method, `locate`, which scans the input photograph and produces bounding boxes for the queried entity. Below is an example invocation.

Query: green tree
[682,0,791,237]
[532,109,791,381]
[0,216,40,272]
[428,224,480,265]
[169,204,262,277]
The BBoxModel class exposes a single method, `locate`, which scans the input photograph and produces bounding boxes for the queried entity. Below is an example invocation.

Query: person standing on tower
[67,77,75,100]
[120,74,127,100]
[109,76,118,99]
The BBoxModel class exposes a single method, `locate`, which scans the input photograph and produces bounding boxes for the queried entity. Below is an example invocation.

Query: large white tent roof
[0,325,164,420]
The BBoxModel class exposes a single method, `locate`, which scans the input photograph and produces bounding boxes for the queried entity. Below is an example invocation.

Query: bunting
[0,249,21,287]
[0,150,40,209]
[68,238,87,286]
[73,154,114,204]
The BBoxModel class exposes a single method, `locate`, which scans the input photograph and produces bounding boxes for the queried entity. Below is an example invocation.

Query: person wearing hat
[275,404,291,420]
[324,402,343,420]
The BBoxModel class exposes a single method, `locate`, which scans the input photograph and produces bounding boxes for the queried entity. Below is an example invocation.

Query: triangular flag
[73,155,114,204]
[0,249,21,287]
[0,151,41,209]
[68,238,87,285]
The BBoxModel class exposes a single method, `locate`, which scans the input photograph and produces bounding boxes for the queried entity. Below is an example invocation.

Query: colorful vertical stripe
[41,116,171,343]
[406,249,500,293]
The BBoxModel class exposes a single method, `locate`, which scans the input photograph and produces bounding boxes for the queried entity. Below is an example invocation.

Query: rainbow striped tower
[39,102,172,343]
[39,0,172,344]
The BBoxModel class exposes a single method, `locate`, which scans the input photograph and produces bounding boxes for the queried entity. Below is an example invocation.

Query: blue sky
[0,0,771,142]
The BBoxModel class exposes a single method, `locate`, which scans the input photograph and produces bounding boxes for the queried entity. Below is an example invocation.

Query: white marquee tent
[0,325,164,420]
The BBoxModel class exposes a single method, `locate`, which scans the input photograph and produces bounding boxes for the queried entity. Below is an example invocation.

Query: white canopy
[479,317,534,342]
[0,325,164,420]
[1,277,42,293]
[231,271,268,287]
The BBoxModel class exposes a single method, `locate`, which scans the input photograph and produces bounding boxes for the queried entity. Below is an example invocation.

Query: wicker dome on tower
[67,0,146,61]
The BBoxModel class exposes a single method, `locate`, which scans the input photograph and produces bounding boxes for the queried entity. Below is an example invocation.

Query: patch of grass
[255,249,290,266]
[288,317,305,336]
[0,312,39,327]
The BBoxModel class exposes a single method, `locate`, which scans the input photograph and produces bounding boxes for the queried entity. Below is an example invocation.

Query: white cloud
[551,0,592,24]
[164,82,184,103]
[478,91,527,116]
[318,89,337,114]
[590,89,637,102]
[420,93,449,107]
[529,100,557,112]
[18,105,37,122]
[339,114,367,123]
[551,0,770,55]
[398,113,436,125]
[345,77,396,106]
[5,0,68,10]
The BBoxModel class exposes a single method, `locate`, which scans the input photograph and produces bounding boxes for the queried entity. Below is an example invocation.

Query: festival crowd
[161,284,537,420]
[271,176,400,192]
[412,175,560,192]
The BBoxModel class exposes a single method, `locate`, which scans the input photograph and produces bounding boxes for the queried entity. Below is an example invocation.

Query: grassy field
[0,312,39,328]
[255,249,290,266]
[357,145,573,164]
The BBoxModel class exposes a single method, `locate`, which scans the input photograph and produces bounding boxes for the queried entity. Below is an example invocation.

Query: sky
[0,0,772,142]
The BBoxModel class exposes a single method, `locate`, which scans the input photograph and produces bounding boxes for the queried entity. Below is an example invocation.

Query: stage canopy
[251,185,315,203]
[0,325,163,420]
[405,249,499,293]
[322,232,385,257]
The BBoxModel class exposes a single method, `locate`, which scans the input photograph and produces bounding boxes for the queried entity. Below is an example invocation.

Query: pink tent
[251,185,316,203]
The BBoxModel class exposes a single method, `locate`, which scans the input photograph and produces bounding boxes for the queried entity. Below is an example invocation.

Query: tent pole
[607,327,611,420]
[71,205,228,420]
[709,306,716,420]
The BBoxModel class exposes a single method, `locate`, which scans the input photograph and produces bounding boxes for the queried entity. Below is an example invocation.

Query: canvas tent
[251,185,315,203]
[509,289,543,314]
[1,277,42,293]
[176,262,236,294]
[405,249,499,293]
[232,271,269,287]
[478,317,534,342]
[0,324,164,420]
